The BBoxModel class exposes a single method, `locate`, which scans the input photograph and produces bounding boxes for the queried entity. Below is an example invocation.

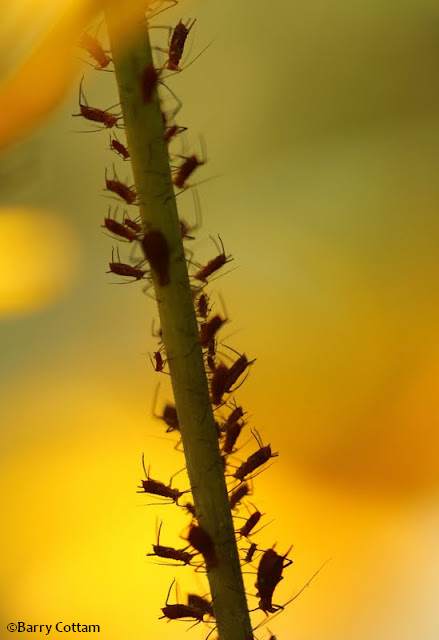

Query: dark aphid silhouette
[160,579,205,623]
[150,350,166,372]
[105,167,137,205]
[224,353,255,392]
[186,523,217,569]
[255,546,293,614]
[152,386,180,433]
[73,78,120,129]
[239,510,262,539]
[196,292,210,319]
[137,454,185,504]
[206,337,217,372]
[194,236,232,282]
[147,521,196,565]
[210,353,254,406]
[243,542,258,564]
[110,134,130,160]
[141,228,170,287]
[229,482,250,510]
[166,19,196,71]
[173,152,205,190]
[141,64,160,103]
[210,362,229,406]
[79,31,112,70]
[187,593,214,618]
[222,419,244,455]
[233,430,278,482]
[224,404,245,429]
[102,208,138,242]
[107,247,147,281]
[199,314,226,348]
[164,122,188,144]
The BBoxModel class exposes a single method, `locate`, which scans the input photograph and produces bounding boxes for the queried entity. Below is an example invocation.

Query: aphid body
[167,19,196,71]
[79,32,111,69]
[256,547,293,614]
[141,229,170,286]
[186,524,217,569]
[239,511,262,538]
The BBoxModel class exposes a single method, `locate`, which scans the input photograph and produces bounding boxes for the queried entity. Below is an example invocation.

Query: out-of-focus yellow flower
[0,0,157,149]
[0,206,79,315]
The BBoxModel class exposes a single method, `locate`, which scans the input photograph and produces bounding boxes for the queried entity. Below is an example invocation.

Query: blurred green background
[1,0,439,638]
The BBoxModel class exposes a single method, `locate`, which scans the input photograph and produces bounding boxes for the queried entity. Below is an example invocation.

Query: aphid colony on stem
[76,5,323,639]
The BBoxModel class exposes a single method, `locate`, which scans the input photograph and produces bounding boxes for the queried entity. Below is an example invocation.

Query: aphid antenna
[157,79,183,120]
[172,174,222,199]
[146,0,178,21]
[250,519,275,538]
[252,429,279,457]
[164,577,177,606]
[169,464,188,484]
[141,452,150,479]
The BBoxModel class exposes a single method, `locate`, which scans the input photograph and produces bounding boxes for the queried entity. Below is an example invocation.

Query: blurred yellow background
[1,0,439,638]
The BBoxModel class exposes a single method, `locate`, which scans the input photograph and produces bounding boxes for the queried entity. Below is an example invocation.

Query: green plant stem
[105,5,253,640]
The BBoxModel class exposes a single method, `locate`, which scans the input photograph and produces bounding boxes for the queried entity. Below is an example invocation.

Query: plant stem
[105,5,253,640]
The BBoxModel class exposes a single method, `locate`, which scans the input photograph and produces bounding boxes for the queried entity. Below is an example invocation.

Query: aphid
[224,405,245,430]
[194,236,232,282]
[196,292,210,319]
[186,524,217,569]
[255,547,293,614]
[199,314,226,348]
[147,522,196,565]
[161,404,179,432]
[224,354,255,392]
[173,152,205,190]
[152,386,180,432]
[229,482,250,510]
[150,350,165,372]
[222,419,244,455]
[164,123,187,144]
[107,248,147,281]
[206,339,217,372]
[233,431,278,482]
[102,208,138,242]
[141,64,160,103]
[79,31,112,69]
[187,593,214,618]
[239,510,262,538]
[137,454,184,504]
[141,229,170,287]
[73,78,119,129]
[244,542,258,563]
[167,19,196,71]
[105,167,137,205]
[160,579,205,623]
[210,353,254,406]
[210,362,230,406]
[110,135,130,160]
